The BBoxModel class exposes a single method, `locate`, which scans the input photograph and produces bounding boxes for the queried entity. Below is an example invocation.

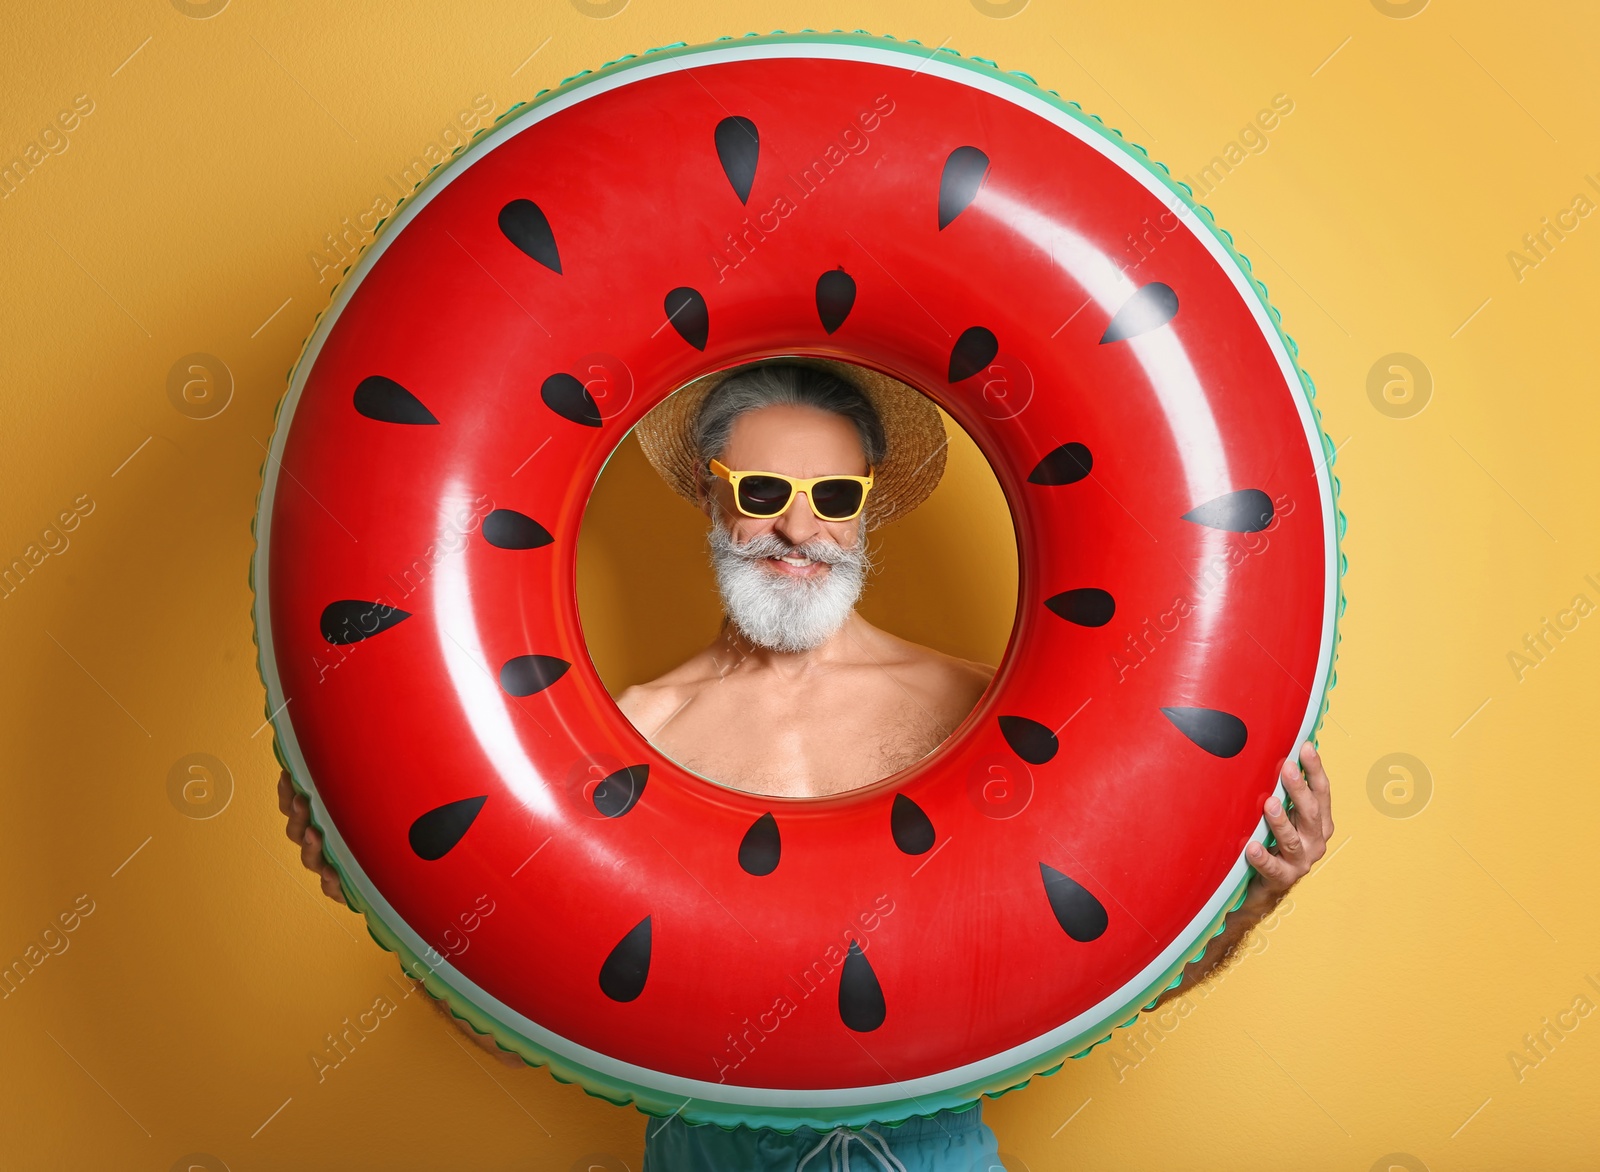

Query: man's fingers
[286,789,345,905]
[1300,742,1334,837]
[300,826,326,873]
[1281,756,1319,831]
[1245,840,1294,892]
[1280,760,1327,862]
[285,793,309,845]
[1263,794,1305,862]
[277,771,294,817]
[319,867,345,901]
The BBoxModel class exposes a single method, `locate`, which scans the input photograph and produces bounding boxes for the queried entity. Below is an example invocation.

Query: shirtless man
[616,361,992,798]
[282,359,1335,1171]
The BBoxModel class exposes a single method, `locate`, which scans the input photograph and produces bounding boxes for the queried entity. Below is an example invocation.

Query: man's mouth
[768,552,826,575]
[718,529,856,577]
[761,553,838,582]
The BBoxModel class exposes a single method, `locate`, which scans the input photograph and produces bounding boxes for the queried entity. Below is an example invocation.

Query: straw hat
[632,357,948,527]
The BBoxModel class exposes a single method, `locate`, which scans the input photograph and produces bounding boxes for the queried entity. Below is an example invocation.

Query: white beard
[707,520,871,653]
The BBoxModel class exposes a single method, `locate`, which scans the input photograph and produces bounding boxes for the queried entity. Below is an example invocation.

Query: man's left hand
[1245,741,1334,901]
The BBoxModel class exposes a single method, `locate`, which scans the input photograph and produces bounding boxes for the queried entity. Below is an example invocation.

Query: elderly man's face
[699,403,874,652]
[703,403,868,566]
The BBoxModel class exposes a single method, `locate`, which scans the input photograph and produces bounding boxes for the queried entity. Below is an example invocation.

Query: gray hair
[693,364,887,484]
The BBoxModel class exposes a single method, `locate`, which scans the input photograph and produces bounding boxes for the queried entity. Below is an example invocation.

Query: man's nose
[774,491,821,545]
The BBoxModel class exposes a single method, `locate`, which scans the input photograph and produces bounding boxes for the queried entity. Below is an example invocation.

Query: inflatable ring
[252,30,1344,1132]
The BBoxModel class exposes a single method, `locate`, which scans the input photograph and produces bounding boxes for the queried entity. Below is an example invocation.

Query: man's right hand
[279,769,346,903]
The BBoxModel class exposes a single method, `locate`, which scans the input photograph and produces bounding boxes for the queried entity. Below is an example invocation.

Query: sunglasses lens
[810,479,865,520]
[737,475,792,516]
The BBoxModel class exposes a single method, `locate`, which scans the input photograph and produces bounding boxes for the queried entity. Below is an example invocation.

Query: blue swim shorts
[641,1102,1004,1171]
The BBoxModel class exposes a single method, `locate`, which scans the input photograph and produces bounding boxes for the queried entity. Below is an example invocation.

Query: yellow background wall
[2,1,1596,1168]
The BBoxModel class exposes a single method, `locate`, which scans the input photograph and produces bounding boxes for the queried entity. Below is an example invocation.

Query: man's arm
[1148,742,1334,1010]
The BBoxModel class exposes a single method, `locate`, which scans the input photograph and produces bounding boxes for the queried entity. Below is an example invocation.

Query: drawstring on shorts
[795,1124,910,1172]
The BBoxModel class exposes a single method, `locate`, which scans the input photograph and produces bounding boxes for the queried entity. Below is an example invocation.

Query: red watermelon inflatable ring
[252,30,1345,1131]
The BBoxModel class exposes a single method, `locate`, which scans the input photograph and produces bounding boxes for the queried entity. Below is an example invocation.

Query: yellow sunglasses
[708,458,875,521]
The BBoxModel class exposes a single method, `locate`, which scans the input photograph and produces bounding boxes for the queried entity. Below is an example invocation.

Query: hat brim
[631,357,949,527]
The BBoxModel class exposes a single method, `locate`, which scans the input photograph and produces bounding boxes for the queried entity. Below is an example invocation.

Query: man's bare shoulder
[614,650,727,737]
[855,625,996,710]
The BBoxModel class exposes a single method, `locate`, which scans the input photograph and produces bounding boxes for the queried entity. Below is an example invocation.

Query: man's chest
[649,675,948,797]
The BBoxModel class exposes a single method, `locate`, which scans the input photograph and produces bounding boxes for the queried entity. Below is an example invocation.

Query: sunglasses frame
[707,458,875,522]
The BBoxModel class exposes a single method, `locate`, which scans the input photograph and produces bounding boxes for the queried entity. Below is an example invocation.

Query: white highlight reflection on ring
[976,185,1231,506]
[977,185,1234,645]
[434,479,557,819]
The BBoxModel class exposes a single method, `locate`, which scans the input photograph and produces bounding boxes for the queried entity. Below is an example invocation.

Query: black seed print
[1045,588,1116,628]
[320,600,412,646]
[815,268,856,334]
[1182,489,1275,533]
[890,794,936,856]
[738,812,781,876]
[1027,443,1093,486]
[938,145,990,229]
[1160,706,1248,758]
[1039,862,1109,942]
[599,915,652,1002]
[664,287,709,351]
[999,715,1059,765]
[353,375,438,425]
[499,654,570,697]
[592,765,648,818]
[541,373,602,428]
[948,326,998,382]
[408,795,487,861]
[838,940,886,1032]
[714,116,760,204]
[1100,283,1179,343]
[498,199,562,274]
[482,509,554,550]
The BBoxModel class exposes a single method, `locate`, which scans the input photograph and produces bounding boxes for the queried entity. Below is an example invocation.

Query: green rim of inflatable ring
[248,27,1347,1130]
